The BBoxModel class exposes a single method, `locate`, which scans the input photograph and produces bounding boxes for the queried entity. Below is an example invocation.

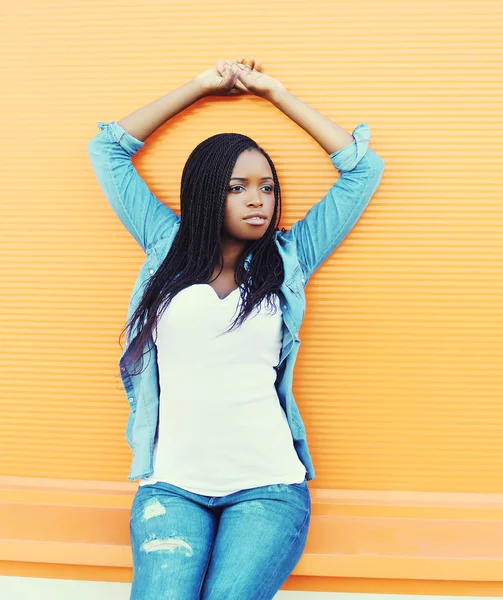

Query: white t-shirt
[138,283,307,496]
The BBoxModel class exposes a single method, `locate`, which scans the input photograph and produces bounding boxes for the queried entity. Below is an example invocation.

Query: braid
[119,132,285,376]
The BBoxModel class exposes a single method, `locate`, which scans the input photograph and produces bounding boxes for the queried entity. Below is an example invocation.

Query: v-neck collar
[202,248,252,301]
[201,284,241,302]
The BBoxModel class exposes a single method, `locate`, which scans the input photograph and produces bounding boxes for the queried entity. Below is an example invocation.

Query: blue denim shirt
[87,120,385,482]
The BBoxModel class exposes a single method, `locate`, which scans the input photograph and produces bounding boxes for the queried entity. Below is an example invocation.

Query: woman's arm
[233,60,385,282]
[87,119,181,253]
[264,87,355,155]
[117,79,205,142]
[87,63,239,253]
[233,60,355,155]
[286,122,385,281]
[88,80,206,253]
[117,61,243,142]
[267,89,385,281]
[267,88,385,280]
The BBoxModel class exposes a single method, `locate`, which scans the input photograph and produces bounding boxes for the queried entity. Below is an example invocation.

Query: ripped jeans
[129,479,311,600]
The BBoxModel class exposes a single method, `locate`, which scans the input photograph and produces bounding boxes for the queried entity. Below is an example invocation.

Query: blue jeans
[129,479,311,599]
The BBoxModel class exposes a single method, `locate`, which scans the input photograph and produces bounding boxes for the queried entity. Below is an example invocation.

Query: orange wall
[1,1,502,496]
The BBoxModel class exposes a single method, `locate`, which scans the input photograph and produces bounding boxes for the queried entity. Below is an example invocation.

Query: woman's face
[222,148,276,241]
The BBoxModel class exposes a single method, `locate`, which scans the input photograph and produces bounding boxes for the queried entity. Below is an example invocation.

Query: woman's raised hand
[233,56,286,98]
[195,57,285,98]
[195,60,241,96]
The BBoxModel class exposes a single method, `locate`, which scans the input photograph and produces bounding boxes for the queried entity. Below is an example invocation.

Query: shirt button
[128,398,134,403]
[283,305,287,310]
[149,269,154,275]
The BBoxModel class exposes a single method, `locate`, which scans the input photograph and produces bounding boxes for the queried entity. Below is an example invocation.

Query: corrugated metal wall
[1,0,502,495]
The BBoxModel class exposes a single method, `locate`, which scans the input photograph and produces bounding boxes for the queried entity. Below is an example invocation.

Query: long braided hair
[120,132,285,376]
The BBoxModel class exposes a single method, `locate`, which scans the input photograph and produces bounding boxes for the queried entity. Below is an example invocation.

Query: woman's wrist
[262,85,290,104]
[189,76,210,99]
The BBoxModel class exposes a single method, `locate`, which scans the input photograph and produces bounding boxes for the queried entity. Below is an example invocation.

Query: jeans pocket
[290,480,310,508]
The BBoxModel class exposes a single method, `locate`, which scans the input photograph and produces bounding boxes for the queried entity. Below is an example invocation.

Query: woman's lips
[243,217,267,225]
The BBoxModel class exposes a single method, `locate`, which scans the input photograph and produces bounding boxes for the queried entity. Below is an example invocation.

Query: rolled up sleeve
[287,123,385,280]
[87,120,180,253]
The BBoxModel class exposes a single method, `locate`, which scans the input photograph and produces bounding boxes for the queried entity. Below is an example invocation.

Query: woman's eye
[228,185,274,192]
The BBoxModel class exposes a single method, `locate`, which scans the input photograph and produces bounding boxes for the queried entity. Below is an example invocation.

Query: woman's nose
[247,193,262,206]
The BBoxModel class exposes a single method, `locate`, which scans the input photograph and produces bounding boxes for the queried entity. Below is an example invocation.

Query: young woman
[87,56,385,600]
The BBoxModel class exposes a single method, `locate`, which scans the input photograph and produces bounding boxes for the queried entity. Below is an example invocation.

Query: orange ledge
[0,476,502,587]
